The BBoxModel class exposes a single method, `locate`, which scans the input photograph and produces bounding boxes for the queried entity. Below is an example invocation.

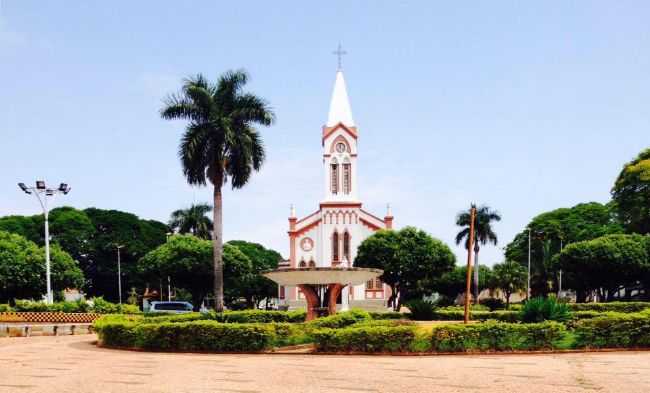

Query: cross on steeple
[332,43,347,70]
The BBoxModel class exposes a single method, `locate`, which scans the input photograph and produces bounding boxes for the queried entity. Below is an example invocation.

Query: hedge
[12,298,140,314]
[430,310,520,322]
[568,302,650,313]
[312,325,417,353]
[94,316,276,352]
[430,321,566,352]
[573,311,650,348]
[307,309,371,329]
[369,311,406,320]
[0,304,12,312]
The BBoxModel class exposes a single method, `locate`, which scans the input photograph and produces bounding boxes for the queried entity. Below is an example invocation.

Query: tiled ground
[1,335,650,392]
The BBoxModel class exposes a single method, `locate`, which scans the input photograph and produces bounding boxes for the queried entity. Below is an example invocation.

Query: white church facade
[281,68,394,311]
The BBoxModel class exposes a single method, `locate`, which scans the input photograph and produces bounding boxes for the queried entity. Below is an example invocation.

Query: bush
[94,315,276,352]
[312,325,417,353]
[430,309,519,322]
[569,302,650,313]
[482,298,506,311]
[0,304,13,312]
[407,299,437,320]
[430,321,566,352]
[214,309,306,323]
[520,297,571,323]
[574,312,650,348]
[307,309,371,329]
[369,311,406,320]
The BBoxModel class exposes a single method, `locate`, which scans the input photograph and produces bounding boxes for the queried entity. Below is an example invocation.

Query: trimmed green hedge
[568,302,650,313]
[0,304,13,312]
[369,311,406,320]
[574,311,650,348]
[143,310,306,324]
[430,310,520,322]
[95,315,276,352]
[312,325,417,353]
[12,298,140,314]
[430,321,566,352]
[307,309,371,329]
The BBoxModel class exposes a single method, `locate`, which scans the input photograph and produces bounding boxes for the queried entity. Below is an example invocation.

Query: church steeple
[326,70,355,128]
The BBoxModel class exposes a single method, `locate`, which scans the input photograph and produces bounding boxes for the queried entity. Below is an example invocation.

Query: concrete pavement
[1,335,650,392]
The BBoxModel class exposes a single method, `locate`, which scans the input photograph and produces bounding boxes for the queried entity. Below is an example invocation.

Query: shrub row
[94,315,277,352]
[142,309,307,324]
[568,302,650,313]
[430,321,566,352]
[11,298,140,314]
[306,309,371,329]
[312,325,417,353]
[573,310,650,348]
[311,321,566,353]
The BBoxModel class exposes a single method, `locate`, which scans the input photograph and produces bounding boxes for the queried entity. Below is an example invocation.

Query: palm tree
[169,203,213,240]
[455,204,501,303]
[161,70,274,311]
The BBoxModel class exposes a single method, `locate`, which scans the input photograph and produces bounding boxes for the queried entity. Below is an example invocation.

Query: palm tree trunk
[212,184,224,312]
[473,249,479,304]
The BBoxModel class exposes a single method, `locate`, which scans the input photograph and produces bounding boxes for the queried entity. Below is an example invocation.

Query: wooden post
[463,206,477,324]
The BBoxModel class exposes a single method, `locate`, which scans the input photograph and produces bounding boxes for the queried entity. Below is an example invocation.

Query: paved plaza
[1,335,650,393]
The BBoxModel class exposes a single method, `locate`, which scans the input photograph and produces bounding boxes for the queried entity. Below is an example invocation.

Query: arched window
[343,231,350,262]
[308,259,316,267]
[330,158,339,195]
[343,158,351,195]
[299,259,306,268]
[332,232,340,262]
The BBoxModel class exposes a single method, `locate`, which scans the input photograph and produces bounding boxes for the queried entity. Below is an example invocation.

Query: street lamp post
[116,245,124,304]
[527,227,532,301]
[18,181,71,304]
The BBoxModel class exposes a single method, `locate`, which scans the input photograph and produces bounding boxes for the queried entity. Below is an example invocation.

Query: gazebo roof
[263,267,383,286]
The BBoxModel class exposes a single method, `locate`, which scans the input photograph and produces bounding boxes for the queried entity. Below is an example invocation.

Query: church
[281,63,394,311]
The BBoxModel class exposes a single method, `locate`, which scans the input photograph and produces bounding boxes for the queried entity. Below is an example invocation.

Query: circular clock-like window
[300,237,314,252]
[335,142,347,153]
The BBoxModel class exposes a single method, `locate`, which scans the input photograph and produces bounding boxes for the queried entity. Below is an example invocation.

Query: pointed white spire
[326,70,354,127]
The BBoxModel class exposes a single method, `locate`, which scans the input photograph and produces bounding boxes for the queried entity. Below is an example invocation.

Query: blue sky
[1,1,649,265]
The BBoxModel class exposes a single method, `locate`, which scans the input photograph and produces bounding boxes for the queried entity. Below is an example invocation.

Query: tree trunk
[505,290,511,309]
[212,184,224,312]
[473,249,480,304]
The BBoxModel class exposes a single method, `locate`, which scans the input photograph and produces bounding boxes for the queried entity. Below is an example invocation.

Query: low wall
[0,312,102,324]
[0,323,93,338]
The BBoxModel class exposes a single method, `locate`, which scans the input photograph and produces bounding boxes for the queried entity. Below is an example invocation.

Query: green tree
[505,202,623,297]
[455,204,501,302]
[169,203,213,240]
[0,215,41,242]
[556,234,650,301]
[489,261,527,308]
[226,240,282,308]
[355,227,456,311]
[433,265,493,306]
[612,148,650,234]
[0,231,84,302]
[161,71,274,312]
[138,235,253,309]
[81,208,168,301]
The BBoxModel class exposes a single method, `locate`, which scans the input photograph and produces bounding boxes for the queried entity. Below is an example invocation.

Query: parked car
[148,301,193,313]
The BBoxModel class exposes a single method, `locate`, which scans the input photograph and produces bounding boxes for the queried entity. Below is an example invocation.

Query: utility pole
[463,206,476,324]
[167,276,171,301]
[18,181,71,304]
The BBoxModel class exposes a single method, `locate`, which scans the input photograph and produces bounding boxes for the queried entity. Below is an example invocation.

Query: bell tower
[322,69,359,203]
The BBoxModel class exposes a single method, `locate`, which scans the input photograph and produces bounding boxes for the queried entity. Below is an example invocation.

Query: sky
[1,1,649,266]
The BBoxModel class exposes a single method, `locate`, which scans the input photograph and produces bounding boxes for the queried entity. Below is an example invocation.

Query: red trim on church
[322,123,358,146]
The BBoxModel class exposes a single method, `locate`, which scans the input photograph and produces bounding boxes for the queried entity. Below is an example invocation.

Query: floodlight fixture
[36,180,46,190]
[18,182,31,194]
[58,183,67,192]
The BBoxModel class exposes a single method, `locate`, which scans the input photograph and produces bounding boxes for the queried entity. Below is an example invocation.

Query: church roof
[326,70,355,128]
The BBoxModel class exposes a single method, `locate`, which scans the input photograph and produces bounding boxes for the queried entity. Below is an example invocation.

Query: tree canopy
[612,148,650,234]
[138,235,257,309]
[354,227,456,310]
[169,203,213,239]
[556,234,650,301]
[226,240,282,308]
[505,202,623,296]
[489,261,527,308]
[0,207,169,302]
[433,264,493,305]
[0,230,84,303]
